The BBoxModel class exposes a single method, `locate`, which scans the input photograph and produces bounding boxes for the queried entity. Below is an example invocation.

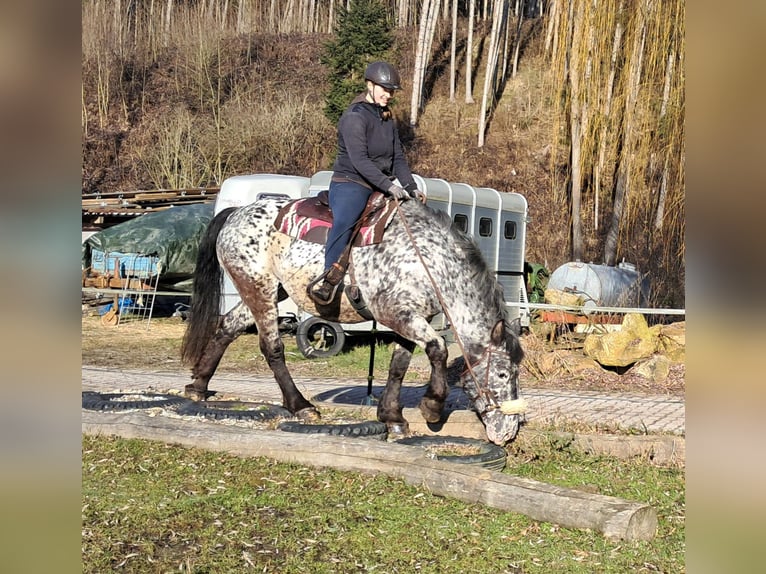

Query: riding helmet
[364,61,402,91]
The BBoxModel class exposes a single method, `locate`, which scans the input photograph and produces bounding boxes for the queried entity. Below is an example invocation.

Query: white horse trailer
[213,171,529,356]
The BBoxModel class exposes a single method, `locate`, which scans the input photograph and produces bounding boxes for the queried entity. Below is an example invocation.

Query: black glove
[404,182,426,203]
[387,184,410,201]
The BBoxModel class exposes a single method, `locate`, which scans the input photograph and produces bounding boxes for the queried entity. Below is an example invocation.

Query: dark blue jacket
[331,95,415,192]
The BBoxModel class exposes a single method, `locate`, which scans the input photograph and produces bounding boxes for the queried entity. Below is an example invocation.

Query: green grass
[82,435,684,573]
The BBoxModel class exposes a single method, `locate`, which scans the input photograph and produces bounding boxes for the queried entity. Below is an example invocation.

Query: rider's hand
[409,189,426,203]
[387,184,410,201]
[404,183,426,203]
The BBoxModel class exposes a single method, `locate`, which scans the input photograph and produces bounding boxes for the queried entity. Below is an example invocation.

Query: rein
[393,199,500,412]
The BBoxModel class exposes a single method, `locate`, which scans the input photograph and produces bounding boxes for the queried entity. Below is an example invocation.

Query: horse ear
[491,320,505,345]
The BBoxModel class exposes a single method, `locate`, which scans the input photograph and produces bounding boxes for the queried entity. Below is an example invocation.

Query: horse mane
[407,201,508,323]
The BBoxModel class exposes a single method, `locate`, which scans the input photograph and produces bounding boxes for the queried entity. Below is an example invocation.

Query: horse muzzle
[481,408,522,446]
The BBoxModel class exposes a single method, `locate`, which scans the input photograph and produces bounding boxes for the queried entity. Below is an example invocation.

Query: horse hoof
[386,422,410,437]
[418,401,443,424]
[295,407,321,421]
[184,385,208,402]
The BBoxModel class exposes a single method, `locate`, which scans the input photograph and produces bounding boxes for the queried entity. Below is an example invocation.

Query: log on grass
[82,410,657,541]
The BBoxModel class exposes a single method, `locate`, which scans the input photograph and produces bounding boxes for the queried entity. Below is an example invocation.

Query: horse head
[460,319,525,445]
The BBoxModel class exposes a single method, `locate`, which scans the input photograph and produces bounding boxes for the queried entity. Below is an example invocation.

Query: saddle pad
[273,195,398,247]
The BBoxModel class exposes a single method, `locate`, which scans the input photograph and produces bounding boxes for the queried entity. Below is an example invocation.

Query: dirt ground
[81,314,685,397]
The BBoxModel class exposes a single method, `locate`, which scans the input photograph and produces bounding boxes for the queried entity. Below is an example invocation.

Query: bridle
[394,199,502,414]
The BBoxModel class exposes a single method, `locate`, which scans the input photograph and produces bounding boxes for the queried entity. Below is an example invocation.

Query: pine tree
[321,0,394,124]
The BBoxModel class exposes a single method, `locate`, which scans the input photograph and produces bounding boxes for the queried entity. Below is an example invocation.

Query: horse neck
[395,202,501,354]
[439,286,499,356]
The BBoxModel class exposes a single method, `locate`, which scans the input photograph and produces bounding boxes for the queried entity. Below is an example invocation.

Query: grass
[81,315,425,382]
[82,434,684,573]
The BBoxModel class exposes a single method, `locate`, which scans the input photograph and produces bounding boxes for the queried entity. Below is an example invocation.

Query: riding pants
[324,180,373,271]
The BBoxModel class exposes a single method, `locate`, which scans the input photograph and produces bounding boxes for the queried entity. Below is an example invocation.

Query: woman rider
[309,61,424,304]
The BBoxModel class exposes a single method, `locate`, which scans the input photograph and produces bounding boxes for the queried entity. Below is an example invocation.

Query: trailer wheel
[296,317,346,358]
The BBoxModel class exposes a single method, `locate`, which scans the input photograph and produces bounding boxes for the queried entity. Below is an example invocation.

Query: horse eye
[497,370,509,380]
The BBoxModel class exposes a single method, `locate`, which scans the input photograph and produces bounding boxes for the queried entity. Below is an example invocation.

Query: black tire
[176,401,292,421]
[278,420,388,439]
[82,391,190,411]
[296,317,346,358]
[395,436,507,471]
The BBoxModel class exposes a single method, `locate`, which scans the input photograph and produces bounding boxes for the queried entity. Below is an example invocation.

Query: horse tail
[181,207,237,365]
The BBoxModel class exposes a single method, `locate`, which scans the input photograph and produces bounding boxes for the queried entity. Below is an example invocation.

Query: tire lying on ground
[82,391,191,411]
[394,436,507,471]
[176,401,292,421]
[278,420,388,439]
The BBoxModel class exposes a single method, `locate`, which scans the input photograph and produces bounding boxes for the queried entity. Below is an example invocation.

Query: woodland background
[81,0,685,308]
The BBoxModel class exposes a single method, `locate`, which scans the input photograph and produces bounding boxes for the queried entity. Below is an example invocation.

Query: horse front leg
[378,339,417,436]
[185,304,253,401]
[418,337,449,423]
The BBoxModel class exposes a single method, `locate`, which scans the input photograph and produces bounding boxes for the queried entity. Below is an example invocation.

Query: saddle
[273,190,397,247]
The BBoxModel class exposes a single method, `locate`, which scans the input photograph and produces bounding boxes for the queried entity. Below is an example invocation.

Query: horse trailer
[213,171,529,357]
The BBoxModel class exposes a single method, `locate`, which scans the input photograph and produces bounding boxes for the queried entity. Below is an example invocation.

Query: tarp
[82,203,214,292]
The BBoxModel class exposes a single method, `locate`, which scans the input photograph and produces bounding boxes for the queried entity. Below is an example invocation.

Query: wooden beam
[82,410,657,540]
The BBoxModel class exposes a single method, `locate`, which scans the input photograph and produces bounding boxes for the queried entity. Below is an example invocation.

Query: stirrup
[307,276,341,306]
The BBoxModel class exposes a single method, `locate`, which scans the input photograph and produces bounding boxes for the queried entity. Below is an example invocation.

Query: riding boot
[307,263,345,305]
[308,279,335,305]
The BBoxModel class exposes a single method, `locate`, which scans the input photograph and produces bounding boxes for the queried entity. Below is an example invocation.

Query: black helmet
[364,61,401,91]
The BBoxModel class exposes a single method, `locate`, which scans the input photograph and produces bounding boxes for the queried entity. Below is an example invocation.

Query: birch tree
[449,0,458,101]
[410,0,441,125]
[478,0,509,147]
[464,0,476,103]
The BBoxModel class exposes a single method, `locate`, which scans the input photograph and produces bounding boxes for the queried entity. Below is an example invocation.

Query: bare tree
[604,0,649,265]
[478,0,509,147]
[449,0,458,101]
[410,0,441,125]
[464,0,476,103]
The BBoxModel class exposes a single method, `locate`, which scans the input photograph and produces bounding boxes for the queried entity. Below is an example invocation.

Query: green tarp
[83,203,214,291]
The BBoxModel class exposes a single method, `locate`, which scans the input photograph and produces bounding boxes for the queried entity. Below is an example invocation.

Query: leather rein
[393,199,501,414]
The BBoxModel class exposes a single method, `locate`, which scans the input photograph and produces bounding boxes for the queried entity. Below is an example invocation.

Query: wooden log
[82,410,657,540]
[561,432,685,466]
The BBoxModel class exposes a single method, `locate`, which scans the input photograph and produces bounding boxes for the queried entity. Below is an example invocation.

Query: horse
[180,194,525,445]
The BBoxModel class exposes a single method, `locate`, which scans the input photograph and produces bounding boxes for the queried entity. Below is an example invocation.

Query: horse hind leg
[257,326,319,419]
[185,303,253,401]
[236,275,319,419]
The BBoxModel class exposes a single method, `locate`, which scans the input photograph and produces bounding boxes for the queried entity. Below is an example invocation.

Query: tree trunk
[654,50,675,231]
[410,0,441,125]
[568,1,586,261]
[544,0,557,59]
[163,0,173,46]
[449,0,458,101]
[511,0,524,78]
[464,0,476,103]
[605,0,648,266]
[595,0,624,231]
[478,0,508,147]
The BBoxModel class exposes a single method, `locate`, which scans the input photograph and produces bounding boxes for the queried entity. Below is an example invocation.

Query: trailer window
[504,220,517,240]
[479,217,492,237]
[256,192,292,201]
[453,214,468,233]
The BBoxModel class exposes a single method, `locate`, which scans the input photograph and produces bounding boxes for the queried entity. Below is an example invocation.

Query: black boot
[308,278,337,305]
[307,262,347,305]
